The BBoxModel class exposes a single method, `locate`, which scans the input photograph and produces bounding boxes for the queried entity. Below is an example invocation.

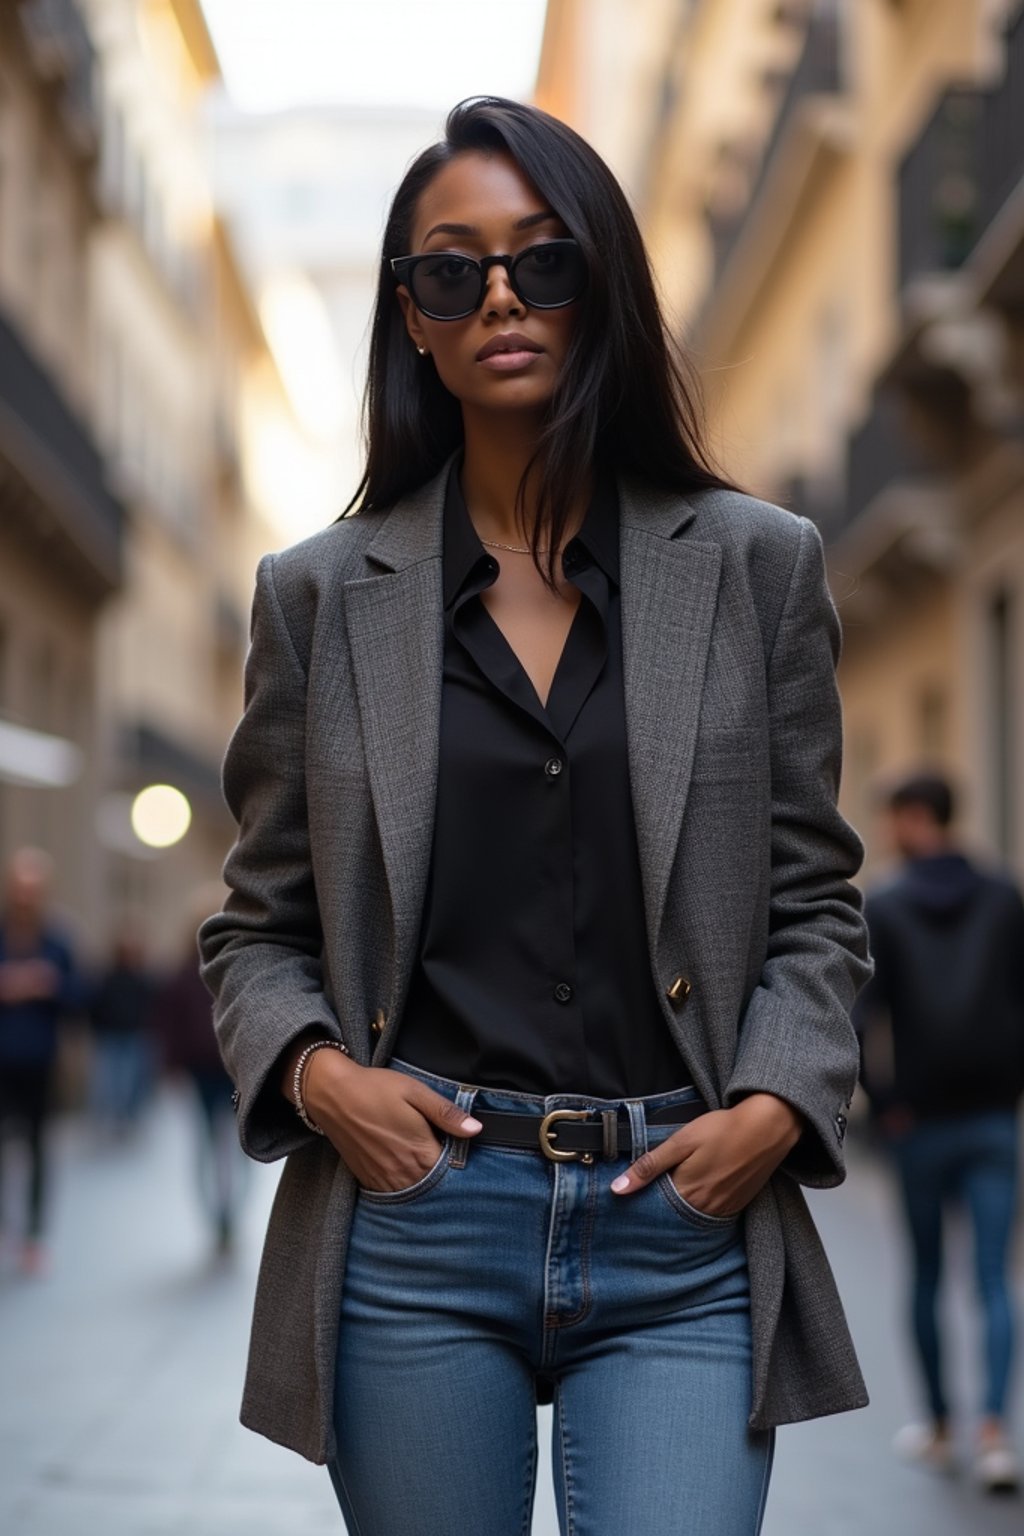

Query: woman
[200,97,871,1535]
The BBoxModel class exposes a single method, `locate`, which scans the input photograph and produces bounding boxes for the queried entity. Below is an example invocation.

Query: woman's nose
[483,262,525,318]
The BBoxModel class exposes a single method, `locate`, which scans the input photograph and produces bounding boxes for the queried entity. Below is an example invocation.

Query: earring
[416,345,428,356]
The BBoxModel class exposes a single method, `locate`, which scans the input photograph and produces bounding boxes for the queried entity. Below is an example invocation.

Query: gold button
[371,1007,386,1036]
[666,974,692,1003]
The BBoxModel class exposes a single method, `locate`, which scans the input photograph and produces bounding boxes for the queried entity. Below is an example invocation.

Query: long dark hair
[348,96,739,581]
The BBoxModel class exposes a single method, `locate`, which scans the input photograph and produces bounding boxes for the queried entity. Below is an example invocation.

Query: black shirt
[392,460,684,1098]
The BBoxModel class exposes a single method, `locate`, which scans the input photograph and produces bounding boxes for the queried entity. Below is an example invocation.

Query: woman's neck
[459,411,588,546]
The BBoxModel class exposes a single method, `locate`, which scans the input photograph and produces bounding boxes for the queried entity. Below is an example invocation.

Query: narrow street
[1,1090,1020,1535]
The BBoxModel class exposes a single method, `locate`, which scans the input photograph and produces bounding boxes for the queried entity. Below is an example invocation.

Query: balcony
[711,2,844,284]
[843,389,936,530]
[970,1,1024,307]
[18,0,98,157]
[0,309,124,600]
[812,389,960,610]
[697,1,852,358]
[898,88,982,294]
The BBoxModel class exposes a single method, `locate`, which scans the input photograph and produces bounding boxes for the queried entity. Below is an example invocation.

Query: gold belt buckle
[539,1108,593,1162]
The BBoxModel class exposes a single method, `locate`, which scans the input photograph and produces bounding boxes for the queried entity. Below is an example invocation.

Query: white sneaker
[974,1440,1020,1494]
[893,1422,956,1474]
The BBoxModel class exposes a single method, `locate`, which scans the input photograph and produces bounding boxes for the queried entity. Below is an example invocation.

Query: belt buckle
[539,1108,592,1162]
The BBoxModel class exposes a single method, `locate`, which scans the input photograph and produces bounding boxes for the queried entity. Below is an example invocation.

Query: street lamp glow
[131,784,192,848]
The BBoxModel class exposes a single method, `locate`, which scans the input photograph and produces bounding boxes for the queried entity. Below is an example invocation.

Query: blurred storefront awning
[0,717,83,788]
[0,309,124,600]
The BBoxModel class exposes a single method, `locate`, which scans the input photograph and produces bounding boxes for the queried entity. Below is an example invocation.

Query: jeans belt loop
[624,1100,647,1162]
[449,1084,478,1169]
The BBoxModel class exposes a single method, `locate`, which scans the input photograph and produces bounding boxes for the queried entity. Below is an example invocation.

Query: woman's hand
[610,1093,804,1216]
[284,1042,481,1193]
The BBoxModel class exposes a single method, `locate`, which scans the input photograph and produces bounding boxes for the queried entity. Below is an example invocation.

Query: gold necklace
[479,536,551,554]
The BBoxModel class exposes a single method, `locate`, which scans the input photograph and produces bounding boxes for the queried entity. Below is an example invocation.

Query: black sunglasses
[390,238,586,321]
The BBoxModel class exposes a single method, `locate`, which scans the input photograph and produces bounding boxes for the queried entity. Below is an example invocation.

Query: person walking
[200,98,872,1535]
[88,931,157,1140]
[0,847,81,1274]
[153,904,245,1259]
[857,772,1024,1494]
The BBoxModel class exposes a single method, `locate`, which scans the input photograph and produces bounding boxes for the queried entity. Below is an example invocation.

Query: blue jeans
[890,1110,1020,1420]
[329,1061,774,1536]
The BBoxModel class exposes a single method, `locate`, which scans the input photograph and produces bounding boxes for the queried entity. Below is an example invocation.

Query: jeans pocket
[357,1138,453,1205]
[656,1172,740,1230]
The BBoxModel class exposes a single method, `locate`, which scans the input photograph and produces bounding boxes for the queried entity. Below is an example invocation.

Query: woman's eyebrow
[421,210,560,242]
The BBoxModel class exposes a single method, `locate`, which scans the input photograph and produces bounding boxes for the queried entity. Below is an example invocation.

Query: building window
[917,683,948,761]
[989,589,1016,859]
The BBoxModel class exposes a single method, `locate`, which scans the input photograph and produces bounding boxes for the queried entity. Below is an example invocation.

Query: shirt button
[484,558,498,575]
[553,982,573,1004]
[544,757,563,778]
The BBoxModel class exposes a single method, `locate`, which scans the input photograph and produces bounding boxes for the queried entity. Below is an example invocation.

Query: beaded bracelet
[292,1038,350,1135]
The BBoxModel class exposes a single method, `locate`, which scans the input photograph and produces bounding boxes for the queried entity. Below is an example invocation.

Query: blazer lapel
[343,465,450,1043]
[619,480,723,953]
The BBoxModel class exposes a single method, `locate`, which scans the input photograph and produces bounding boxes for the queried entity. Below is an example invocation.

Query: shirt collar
[442,454,620,608]
[572,470,620,586]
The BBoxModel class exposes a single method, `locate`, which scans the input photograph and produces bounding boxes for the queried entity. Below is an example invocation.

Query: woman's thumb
[412,1084,482,1136]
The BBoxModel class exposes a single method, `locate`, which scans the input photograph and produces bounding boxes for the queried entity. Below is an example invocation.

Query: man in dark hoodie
[857,773,1024,1493]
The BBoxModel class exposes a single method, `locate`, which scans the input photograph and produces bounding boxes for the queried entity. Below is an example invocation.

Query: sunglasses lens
[411,254,482,318]
[514,242,586,307]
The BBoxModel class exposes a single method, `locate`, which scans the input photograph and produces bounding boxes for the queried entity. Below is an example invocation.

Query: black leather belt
[471,1099,708,1164]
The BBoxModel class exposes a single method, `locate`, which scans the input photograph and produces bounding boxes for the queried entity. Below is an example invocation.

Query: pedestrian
[857,771,1024,1494]
[88,930,157,1140]
[153,897,244,1259]
[200,97,872,1535]
[0,847,82,1274]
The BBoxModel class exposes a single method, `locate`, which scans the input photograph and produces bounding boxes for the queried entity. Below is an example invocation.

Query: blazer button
[665,974,692,1004]
[371,1008,386,1037]
[835,1112,848,1141]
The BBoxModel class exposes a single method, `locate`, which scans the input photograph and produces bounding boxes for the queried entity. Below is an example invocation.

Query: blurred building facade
[0,0,285,958]
[207,99,442,533]
[539,0,1024,877]
[0,0,122,931]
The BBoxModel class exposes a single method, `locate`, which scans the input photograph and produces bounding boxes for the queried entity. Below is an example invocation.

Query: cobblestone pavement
[0,1089,1020,1534]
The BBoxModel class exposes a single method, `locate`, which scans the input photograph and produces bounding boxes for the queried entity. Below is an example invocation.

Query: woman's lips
[476,349,542,372]
[475,332,543,370]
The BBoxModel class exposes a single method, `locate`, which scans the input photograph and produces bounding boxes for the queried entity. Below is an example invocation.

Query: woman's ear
[397,288,429,357]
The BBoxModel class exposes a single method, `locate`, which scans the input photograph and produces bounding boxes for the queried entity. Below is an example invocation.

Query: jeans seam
[520,1413,538,1536]
[546,1176,595,1329]
[753,1428,776,1534]
[328,1459,368,1536]
[556,1386,576,1536]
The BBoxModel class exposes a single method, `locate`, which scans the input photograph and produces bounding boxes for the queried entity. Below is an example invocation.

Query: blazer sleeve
[723,516,873,1186]
[198,554,343,1162]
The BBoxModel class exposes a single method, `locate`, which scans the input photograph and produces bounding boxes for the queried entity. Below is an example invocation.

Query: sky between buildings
[200,0,549,540]
[201,0,548,113]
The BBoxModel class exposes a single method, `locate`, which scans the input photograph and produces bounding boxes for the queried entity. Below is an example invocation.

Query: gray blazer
[199,458,872,1465]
